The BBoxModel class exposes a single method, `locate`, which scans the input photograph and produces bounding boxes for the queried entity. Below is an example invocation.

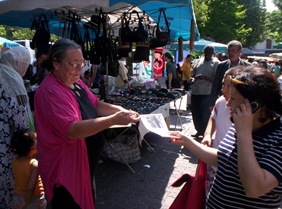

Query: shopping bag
[169,159,207,209]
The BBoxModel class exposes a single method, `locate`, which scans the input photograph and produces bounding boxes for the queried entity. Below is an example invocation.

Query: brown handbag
[156,9,170,41]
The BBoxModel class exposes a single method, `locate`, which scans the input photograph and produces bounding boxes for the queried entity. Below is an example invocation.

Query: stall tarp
[0,37,20,48]
[0,0,200,41]
[273,43,282,49]
[171,39,227,53]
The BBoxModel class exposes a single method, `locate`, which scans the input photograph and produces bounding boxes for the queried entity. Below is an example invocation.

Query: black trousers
[191,94,211,135]
[85,135,105,204]
[52,186,81,209]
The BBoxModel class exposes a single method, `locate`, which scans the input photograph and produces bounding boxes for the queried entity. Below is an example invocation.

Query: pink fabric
[34,73,99,209]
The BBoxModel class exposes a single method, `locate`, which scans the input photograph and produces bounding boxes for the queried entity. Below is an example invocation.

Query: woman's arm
[68,101,140,139]
[168,131,218,167]
[201,117,216,147]
[234,99,279,197]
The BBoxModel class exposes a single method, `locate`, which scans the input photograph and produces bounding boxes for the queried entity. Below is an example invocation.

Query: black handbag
[100,60,119,77]
[133,43,150,63]
[30,14,50,50]
[123,10,148,43]
[119,13,132,58]
[90,9,111,65]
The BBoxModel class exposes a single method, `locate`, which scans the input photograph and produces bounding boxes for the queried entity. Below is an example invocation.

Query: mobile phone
[230,99,262,123]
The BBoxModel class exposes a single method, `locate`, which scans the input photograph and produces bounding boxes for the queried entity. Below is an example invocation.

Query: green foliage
[192,0,266,48]
[192,0,208,36]
[273,0,282,10]
[202,0,250,44]
[266,10,282,42]
[0,25,59,42]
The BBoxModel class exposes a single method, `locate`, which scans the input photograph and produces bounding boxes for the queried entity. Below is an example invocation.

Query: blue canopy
[171,39,228,53]
[0,37,20,47]
[0,0,200,41]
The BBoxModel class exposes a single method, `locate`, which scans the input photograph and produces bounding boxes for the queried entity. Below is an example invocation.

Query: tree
[192,0,208,37]
[201,0,251,45]
[273,0,282,10]
[266,10,282,42]
[0,25,59,42]
[236,0,267,48]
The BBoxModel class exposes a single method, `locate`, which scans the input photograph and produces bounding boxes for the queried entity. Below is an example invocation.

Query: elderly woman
[0,47,32,208]
[169,66,282,208]
[34,39,140,209]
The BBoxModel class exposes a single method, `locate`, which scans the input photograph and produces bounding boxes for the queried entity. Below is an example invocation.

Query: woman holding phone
[169,66,282,208]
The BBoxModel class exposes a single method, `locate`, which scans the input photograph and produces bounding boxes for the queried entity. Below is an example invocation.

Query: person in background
[164,52,180,89]
[0,47,33,208]
[169,66,282,208]
[189,45,219,138]
[273,60,281,79]
[259,60,268,70]
[181,54,193,91]
[34,39,140,209]
[209,40,250,111]
[90,64,102,88]
[176,63,182,82]
[82,70,91,88]
[113,56,130,89]
[201,67,242,198]
[11,128,47,209]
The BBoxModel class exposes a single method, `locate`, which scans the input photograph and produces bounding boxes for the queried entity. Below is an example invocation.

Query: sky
[265,0,278,12]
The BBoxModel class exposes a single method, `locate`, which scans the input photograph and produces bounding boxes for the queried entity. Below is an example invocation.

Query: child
[11,128,47,209]
[82,70,91,88]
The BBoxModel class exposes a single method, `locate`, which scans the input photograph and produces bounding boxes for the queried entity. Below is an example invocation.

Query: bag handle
[194,159,206,180]
[157,9,170,33]
[129,10,142,25]
[38,14,50,34]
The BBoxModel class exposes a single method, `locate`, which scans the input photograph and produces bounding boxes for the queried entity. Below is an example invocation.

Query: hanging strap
[157,9,170,33]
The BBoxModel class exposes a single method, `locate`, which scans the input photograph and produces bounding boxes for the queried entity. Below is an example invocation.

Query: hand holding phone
[230,99,261,123]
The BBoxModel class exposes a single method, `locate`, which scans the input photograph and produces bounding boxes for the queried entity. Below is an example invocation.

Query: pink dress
[34,73,99,209]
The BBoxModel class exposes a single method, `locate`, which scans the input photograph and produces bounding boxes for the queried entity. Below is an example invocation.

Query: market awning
[0,37,20,47]
[170,39,227,53]
[273,43,282,49]
[0,0,200,41]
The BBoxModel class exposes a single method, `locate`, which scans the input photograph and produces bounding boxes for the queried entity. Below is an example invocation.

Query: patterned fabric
[0,83,28,208]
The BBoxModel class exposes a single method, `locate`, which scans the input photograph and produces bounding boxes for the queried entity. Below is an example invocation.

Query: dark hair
[164,52,174,63]
[186,54,193,59]
[227,40,242,50]
[204,45,214,54]
[224,66,244,79]
[11,128,37,157]
[41,39,82,72]
[232,66,282,121]
[84,70,90,76]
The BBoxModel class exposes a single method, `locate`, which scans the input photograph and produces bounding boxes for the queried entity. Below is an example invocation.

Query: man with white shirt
[209,40,250,110]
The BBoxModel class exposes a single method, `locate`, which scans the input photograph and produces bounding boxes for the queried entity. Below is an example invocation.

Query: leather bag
[30,14,50,50]
[156,9,170,41]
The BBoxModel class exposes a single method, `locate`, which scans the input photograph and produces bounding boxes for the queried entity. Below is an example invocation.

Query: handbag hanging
[156,9,170,41]
[125,10,148,43]
[89,9,111,65]
[169,159,207,209]
[133,43,150,63]
[149,26,168,49]
[30,14,50,50]
[119,13,132,58]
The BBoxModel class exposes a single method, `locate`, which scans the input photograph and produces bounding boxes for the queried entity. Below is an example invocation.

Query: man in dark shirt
[209,40,250,111]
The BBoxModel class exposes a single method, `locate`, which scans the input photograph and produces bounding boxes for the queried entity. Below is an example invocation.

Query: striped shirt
[207,117,282,209]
